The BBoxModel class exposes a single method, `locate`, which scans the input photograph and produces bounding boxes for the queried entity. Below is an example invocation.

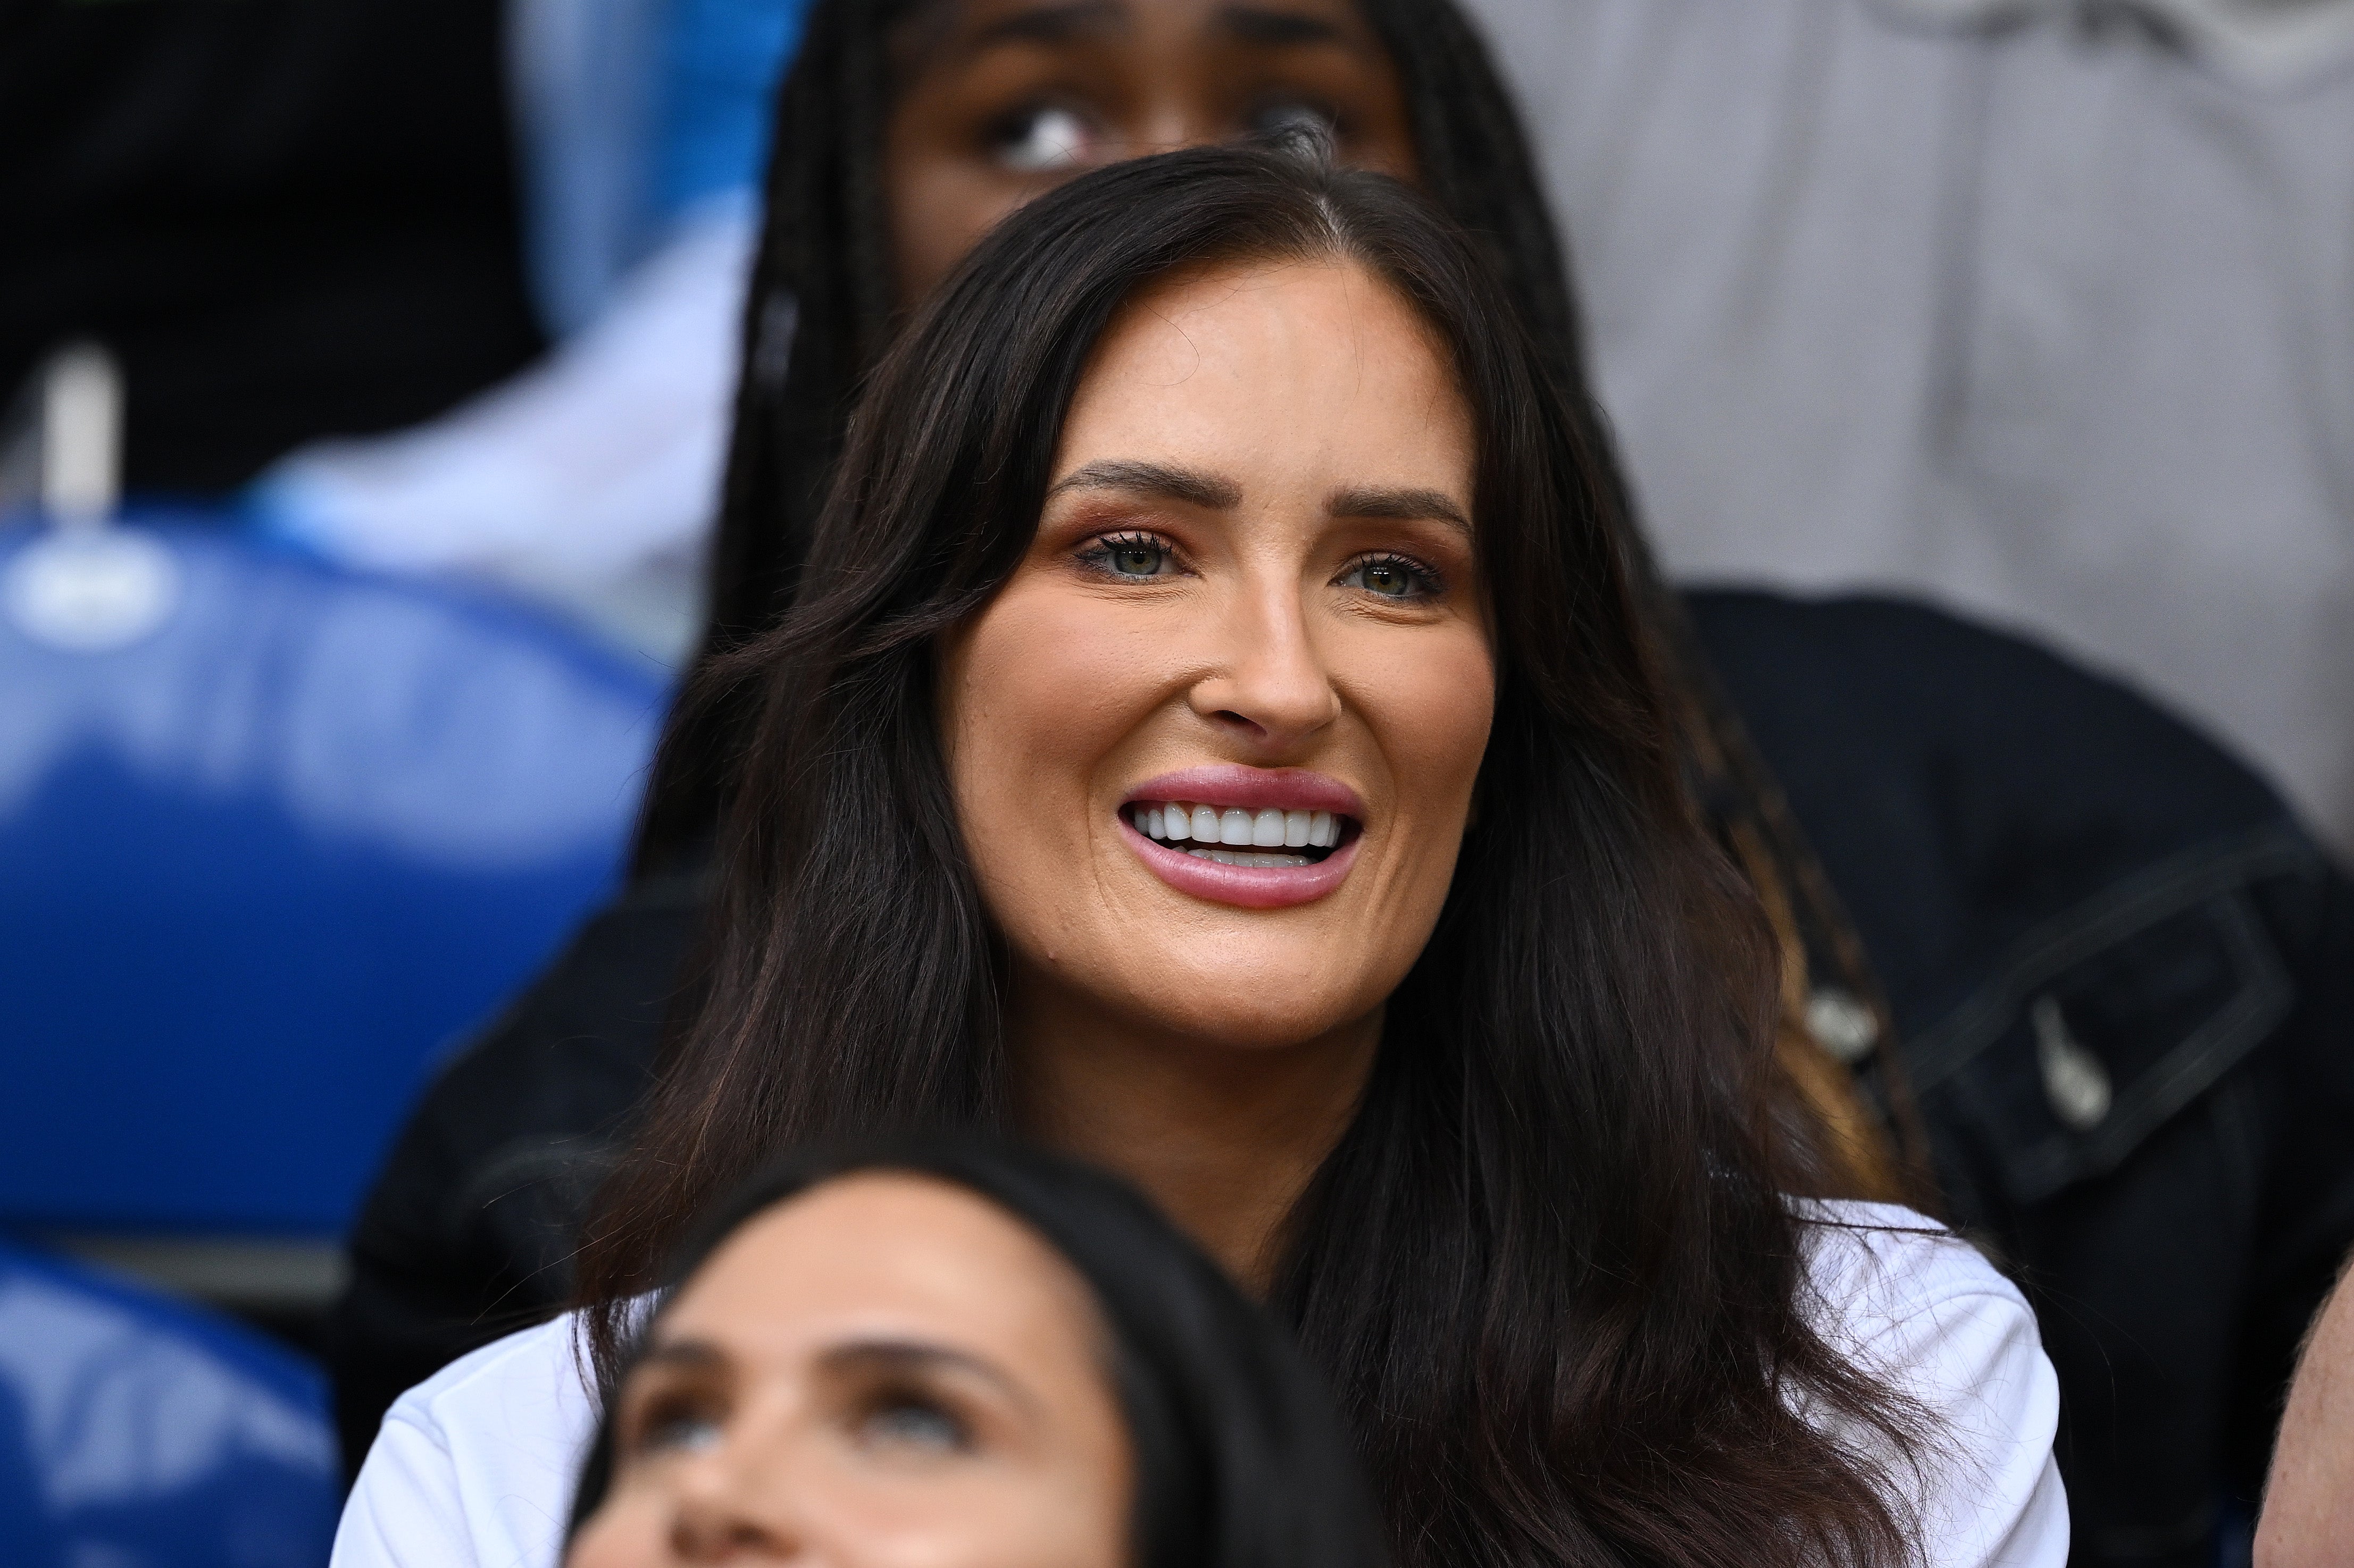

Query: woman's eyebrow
[638,1337,727,1371]
[1050,459,1243,510]
[964,0,1125,51]
[1328,485,1472,538]
[1214,5,1353,48]
[820,1338,1039,1414]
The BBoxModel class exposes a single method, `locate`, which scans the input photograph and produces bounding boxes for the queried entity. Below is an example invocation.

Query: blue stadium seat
[0,1236,337,1568]
[0,512,667,1236]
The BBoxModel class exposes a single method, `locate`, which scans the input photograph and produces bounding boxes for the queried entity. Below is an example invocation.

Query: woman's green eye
[1088,534,1175,578]
[861,1398,970,1454]
[1343,554,1437,599]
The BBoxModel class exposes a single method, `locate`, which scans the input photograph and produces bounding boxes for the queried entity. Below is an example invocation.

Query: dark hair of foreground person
[567,1137,1385,1568]
[573,137,1931,1568]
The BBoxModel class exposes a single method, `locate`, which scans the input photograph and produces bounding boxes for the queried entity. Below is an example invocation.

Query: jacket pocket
[1901,826,2315,1206]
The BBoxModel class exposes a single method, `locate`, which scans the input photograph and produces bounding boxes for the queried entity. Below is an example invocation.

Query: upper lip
[1120,765,1364,818]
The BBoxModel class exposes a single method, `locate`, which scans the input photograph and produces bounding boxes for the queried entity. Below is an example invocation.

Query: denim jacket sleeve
[1689,589,2354,1567]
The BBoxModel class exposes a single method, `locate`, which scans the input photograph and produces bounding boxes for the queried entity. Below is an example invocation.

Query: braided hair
[634,0,1926,1205]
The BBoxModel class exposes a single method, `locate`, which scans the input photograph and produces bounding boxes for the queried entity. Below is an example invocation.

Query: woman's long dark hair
[580,142,1927,1568]
[637,0,1926,1207]
[568,1138,1384,1568]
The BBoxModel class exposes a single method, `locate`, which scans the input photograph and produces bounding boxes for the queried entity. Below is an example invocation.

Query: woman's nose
[670,1505,789,1564]
[1190,584,1341,750]
[666,1447,806,1563]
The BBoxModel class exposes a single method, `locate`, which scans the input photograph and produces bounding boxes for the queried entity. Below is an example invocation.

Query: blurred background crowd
[2,0,2350,1564]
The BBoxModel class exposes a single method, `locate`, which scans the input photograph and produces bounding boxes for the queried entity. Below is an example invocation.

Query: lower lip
[1118,817,1360,909]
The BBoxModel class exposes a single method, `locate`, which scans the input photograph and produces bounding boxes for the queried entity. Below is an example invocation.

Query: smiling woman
[554,138,2052,1567]
[331,141,2064,1568]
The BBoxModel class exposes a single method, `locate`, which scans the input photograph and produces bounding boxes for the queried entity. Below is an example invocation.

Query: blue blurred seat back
[0,516,666,1234]
[0,1236,338,1568]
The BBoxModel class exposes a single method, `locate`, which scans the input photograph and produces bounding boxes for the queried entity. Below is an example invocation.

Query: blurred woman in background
[334,4,2354,1563]
[557,1139,1380,1568]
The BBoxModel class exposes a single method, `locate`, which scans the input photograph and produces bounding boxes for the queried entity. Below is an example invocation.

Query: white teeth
[1135,799,1343,862]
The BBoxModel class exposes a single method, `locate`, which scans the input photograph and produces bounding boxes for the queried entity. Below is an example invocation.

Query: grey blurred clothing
[1459,0,2354,853]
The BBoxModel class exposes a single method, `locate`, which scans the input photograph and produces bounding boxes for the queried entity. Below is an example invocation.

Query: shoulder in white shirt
[331,1200,2066,1568]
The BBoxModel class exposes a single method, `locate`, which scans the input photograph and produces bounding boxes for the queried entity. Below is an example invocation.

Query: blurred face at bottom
[566,1176,1134,1568]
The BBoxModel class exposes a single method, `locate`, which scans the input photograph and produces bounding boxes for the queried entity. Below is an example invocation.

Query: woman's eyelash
[1339,550,1445,598]
[855,1387,974,1453]
[1076,530,1183,579]
[629,1391,723,1457]
[1073,536,1443,594]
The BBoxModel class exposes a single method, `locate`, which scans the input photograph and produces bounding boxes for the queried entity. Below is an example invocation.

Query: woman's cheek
[944,580,1169,869]
[564,1499,656,1568]
[1357,626,1493,827]
[972,582,1159,733]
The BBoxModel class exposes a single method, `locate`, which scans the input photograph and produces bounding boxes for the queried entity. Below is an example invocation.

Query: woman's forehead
[672,1176,1101,1349]
[1051,261,1475,538]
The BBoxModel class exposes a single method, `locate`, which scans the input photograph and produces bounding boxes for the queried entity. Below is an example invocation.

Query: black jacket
[327,591,2354,1567]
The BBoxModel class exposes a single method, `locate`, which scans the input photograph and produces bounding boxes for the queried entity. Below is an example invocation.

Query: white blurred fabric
[506,0,669,339]
[244,0,793,668]
[1876,0,2354,90]
[1459,0,2354,853]
[252,201,759,665]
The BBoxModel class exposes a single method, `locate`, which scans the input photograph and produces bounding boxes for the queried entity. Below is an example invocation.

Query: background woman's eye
[1342,554,1438,599]
[1249,100,1338,139]
[993,105,1094,172]
[635,1400,724,1457]
[859,1396,971,1455]
[1086,533,1177,578]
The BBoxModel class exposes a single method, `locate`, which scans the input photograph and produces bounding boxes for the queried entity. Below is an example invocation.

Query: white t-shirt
[331,1201,2067,1568]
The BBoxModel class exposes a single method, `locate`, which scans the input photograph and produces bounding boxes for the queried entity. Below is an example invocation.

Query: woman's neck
[1007,975,1381,1295]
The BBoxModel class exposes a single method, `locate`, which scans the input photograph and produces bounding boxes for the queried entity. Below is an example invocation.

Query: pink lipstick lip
[1120,816,1360,909]
[1120,765,1363,818]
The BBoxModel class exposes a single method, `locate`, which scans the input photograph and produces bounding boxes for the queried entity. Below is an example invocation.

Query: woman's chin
[1082,963,1391,1055]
